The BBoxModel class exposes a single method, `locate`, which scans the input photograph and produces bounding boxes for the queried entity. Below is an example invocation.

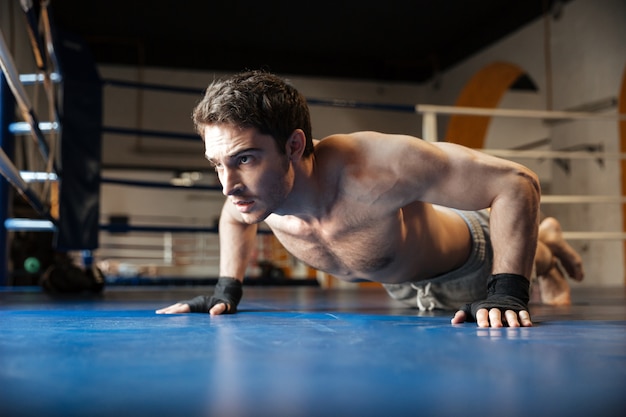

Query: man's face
[203,125,293,224]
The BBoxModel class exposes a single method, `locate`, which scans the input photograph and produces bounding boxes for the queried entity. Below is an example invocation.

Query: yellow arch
[619,65,626,284]
[444,62,525,148]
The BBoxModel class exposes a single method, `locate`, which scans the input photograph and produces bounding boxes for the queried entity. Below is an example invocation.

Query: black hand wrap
[182,277,243,314]
[460,273,530,322]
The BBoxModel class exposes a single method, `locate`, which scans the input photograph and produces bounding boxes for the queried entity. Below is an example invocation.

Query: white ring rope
[562,232,626,241]
[416,104,626,121]
[2,3,60,208]
[480,149,626,160]
[540,195,626,204]
[0,30,50,161]
[416,104,626,142]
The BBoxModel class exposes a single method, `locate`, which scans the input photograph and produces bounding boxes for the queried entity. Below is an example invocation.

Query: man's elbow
[516,166,541,207]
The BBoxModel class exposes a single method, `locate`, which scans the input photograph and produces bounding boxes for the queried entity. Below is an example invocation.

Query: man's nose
[220,168,242,196]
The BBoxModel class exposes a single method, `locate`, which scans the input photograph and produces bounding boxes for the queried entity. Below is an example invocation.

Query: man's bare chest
[265,214,403,278]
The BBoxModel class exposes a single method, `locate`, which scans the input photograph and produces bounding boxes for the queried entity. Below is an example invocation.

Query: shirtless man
[157,71,584,328]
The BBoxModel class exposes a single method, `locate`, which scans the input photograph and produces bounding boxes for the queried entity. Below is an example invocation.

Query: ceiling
[47,0,566,83]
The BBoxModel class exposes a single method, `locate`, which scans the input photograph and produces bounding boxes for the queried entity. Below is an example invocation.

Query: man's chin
[240,211,270,225]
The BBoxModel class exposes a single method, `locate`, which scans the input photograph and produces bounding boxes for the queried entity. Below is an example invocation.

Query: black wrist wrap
[182,277,243,314]
[461,273,530,322]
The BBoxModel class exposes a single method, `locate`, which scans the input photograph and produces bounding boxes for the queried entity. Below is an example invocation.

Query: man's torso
[264,132,474,284]
[265,201,472,284]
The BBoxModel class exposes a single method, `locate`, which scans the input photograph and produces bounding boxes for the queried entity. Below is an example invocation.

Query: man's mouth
[233,199,254,212]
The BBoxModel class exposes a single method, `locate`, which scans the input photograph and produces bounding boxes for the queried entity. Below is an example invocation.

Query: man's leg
[533,217,585,305]
[538,217,584,281]
[537,261,572,306]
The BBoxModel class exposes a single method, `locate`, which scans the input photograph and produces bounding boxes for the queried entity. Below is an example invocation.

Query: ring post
[0,72,15,285]
[422,111,438,142]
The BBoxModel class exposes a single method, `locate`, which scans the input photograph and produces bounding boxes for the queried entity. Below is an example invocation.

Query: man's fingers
[452,307,533,328]
[155,303,191,314]
[504,310,521,327]
[502,309,533,327]
[155,303,174,314]
[518,310,533,327]
[488,308,505,328]
[486,308,534,328]
[474,308,489,327]
[451,309,467,324]
[155,302,235,315]
[209,302,229,315]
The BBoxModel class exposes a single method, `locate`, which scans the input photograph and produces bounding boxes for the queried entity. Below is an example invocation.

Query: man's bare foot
[537,265,572,306]
[538,217,584,281]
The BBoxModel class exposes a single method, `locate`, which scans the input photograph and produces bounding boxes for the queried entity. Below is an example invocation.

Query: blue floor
[1,286,625,417]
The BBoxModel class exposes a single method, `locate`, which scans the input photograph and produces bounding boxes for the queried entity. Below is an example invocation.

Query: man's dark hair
[193,70,314,156]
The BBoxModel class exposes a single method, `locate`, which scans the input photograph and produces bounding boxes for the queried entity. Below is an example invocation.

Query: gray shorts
[382,209,493,311]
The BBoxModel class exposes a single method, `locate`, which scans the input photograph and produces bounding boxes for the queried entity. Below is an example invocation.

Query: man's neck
[274,155,328,221]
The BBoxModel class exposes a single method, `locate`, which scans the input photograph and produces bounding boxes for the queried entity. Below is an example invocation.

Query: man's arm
[211,200,258,314]
[423,142,540,277]
[421,141,540,327]
[156,201,257,315]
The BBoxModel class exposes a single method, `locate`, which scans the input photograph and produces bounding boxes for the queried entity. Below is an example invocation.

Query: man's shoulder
[314,131,386,157]
[315,131,426,165]
[315,131,385,144]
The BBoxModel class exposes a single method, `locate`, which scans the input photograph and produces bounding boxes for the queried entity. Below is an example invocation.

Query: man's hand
[156,301,230,315]
[156,303,191,314]
[451,308,533,327]
[155,277,243,315]
[451,273,532,327]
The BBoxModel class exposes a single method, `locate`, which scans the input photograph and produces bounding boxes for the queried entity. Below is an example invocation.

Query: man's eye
[239,156,251,165]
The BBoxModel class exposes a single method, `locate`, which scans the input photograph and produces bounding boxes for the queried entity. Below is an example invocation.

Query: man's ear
[285,129,307,160]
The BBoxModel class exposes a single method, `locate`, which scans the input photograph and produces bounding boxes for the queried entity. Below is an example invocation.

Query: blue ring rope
[102,78,417,114]
[102,126,201,141]
[101,177,221,191]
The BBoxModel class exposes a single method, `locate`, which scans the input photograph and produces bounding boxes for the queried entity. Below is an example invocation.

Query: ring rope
[4,218,273,235]
[16,170,624,203]
[0,30,51,161]
[540,195,626,204]
[7,218,617,241]
[562,232,626,241]
[0,150,52,219]
[481,149,626,160]
[416,104,626,122]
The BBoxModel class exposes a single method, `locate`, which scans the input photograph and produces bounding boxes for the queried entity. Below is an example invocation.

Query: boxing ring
[2,12,626,288]
[1,4,625,417]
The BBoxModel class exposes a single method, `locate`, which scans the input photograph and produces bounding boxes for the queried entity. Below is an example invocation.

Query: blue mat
[0,287,625,417]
